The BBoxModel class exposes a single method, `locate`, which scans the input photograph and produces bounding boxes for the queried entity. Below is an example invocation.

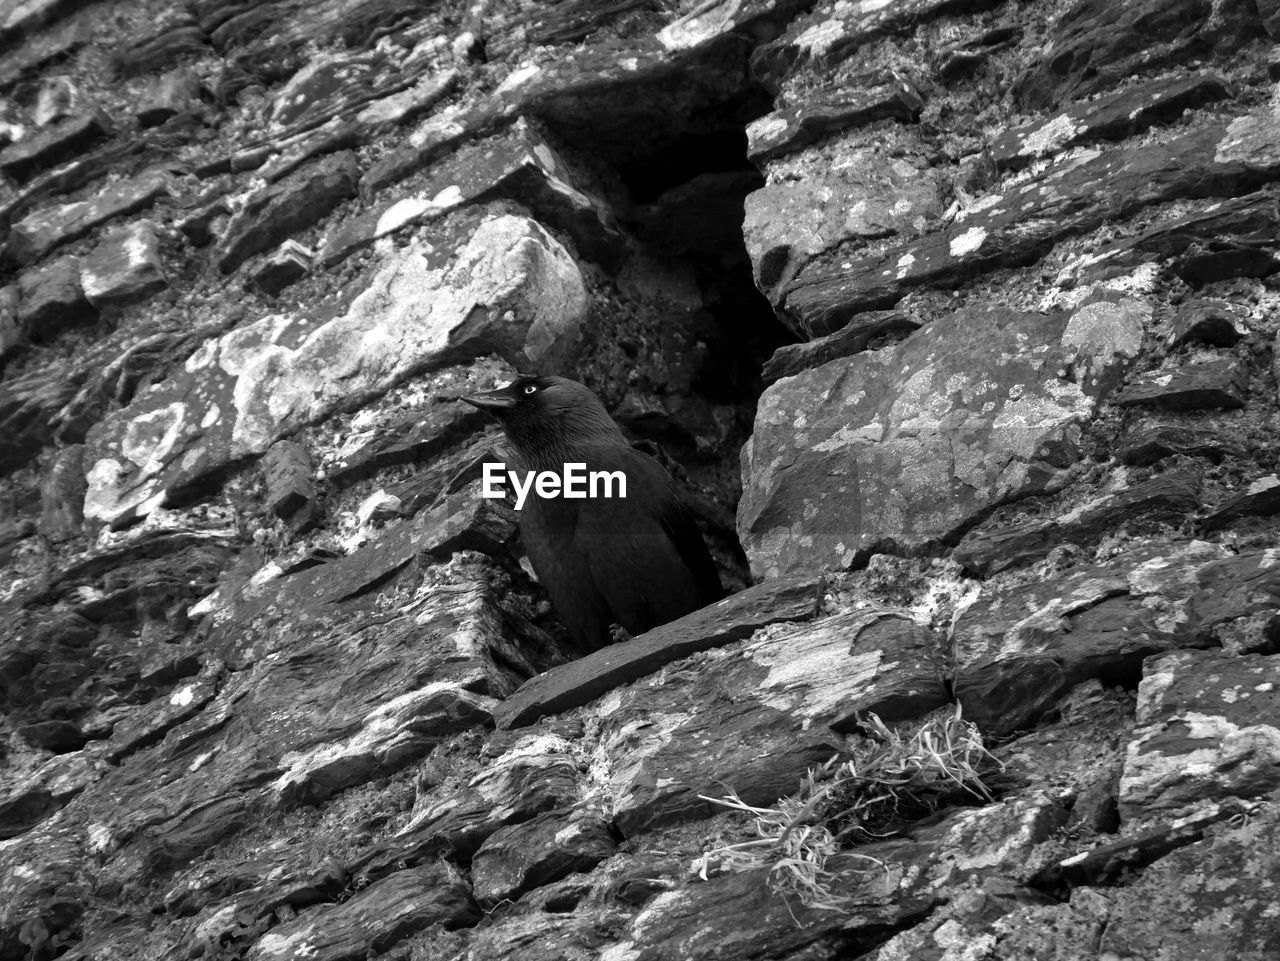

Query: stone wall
[1,1,1279,958]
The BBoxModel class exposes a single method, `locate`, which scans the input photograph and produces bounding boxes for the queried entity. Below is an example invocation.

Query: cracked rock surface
[3,0,1280,959]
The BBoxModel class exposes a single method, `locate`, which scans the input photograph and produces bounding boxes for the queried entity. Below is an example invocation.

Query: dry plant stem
[695,705,1001,915]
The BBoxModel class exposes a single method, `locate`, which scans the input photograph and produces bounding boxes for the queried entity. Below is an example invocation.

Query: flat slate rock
[1010,0,1260,110]
[326,402,487,488]
[39,442,85,543]
[751,0,996,90]
[263,438,317,524]
[1119,422,1244,466]
[83,214,588,528]
[0,108,111,182]
[954,543,1280,735]
[326,118,620,271]
[761,309,920,384]
[1169,299,1247,348]
[744,146,946,314]
[493,573,824,729]
[215,150,360,273]
[954,469,1202,577]
[8,170,170,265]
[991,73,1234,170]
[16,255,96,336]
[739,295,1144,579]
[783,111,1280,336]
[79,220,168,308]
[1202,474,1280,530]
[244,864,479,961]
[1119,649,1280,821]
[746,76,923,164]
[1113,356,1249,411]
[953,541,1233,734]
[470,809,617,904]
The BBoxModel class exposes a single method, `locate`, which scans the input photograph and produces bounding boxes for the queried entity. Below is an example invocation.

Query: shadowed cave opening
[538,75,796,453]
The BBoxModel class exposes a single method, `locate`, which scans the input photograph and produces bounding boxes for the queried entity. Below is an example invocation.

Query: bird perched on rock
[461,375,722,649]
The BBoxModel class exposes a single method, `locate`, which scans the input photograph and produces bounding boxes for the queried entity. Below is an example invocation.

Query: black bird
[461,375,722,648]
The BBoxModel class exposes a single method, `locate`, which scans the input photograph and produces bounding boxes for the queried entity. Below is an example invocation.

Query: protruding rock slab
[739,296,1144,580]
[0,286,22,358]
[1114,357,1249,410]
[330,118,621,270]
[761,309,920,384]
[943,803,1280,960]
[1119,422,1244,466]
[8,170,170,265]
[1119,649,1280,822]
[992,73,1234,170]
[16,255,95,337]
[40,443,85,542]
[354,732,583,876]
[0,108,111,182]
[1011,0,1260,110]
[1203,474,1280,529]
[251,239,311,296]
[751,0,994,90]
[79,221,169,308]
[593,607,948,837]
[746,76,923,164]
[954,470,1202,577]
[326,402,487,488]
[494,574,824,729]
[783,112,1280,335]
[744,148,945,313]
[471,809,617,904]
[136,68,199,127]
[955,544,1280,735]
[215,151,360,273]
[244,864,479,961]
[263,439,318,524]
[84,213,588,528]
[1169,299,1247,348]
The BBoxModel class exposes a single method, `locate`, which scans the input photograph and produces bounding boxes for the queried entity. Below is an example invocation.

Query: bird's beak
[460,388,515,412]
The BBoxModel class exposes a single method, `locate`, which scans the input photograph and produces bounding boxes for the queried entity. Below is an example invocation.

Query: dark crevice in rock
[842,908,945,961]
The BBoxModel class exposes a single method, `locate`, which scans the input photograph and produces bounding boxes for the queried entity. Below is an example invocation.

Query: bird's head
[460,375,626,463]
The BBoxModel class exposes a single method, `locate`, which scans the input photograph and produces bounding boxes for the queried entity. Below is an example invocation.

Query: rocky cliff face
[2,0,1279,958]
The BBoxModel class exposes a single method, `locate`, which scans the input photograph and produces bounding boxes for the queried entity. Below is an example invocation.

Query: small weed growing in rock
[693,705,1001,915]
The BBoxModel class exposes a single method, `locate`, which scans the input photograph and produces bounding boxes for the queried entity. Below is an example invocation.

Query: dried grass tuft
[693,704,1001,915]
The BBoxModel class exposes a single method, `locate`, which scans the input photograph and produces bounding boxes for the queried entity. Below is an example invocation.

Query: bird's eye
[523,384,538,395]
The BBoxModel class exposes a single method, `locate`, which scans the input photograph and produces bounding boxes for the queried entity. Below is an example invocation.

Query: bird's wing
[594,446,724,604]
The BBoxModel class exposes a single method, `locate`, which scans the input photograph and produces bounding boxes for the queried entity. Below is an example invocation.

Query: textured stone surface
[747,76,923,164]
[215,151,361,273]
[1119,649,1280,821]
[991,73,1235,170]
[783,111,1280,335]
[245,864,479,961]
[739,296,1143,579]
[1114,356,1250,411]
[78,220,169,308]
[954,469,1202,576]
[470,809,617,904]
[3,0,1280,958]
[495,574,823,729]
[84,214,588,527]
[8,170,170,264]
[0,108,110,181]
[761,309,921,384]
[15,255,95,336]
